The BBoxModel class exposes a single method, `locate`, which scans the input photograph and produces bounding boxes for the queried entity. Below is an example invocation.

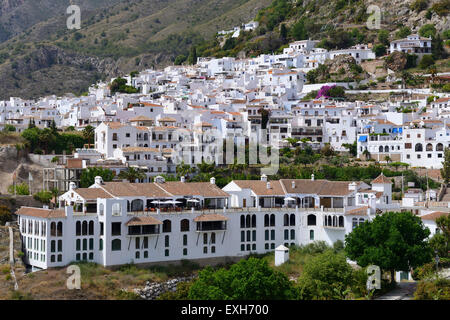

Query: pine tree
[188,46,197,65]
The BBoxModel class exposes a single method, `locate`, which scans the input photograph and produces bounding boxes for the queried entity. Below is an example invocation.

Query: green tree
[410,0,429,12]
[33,190,53,205]
[82,125,95,146]
[187,46,198,65]
[174,55,187,65]
[419,24,436,38]
[378,29,390,46]
[396,26,411,39]
[80,167,115,188]
[8,183,29,195]
[419,55,435,69]
[345,211,433,283]
[434,214,450,257]
[188,257,295,300]
[432,33,446,60]
[373,44,387,57]
[343,142,357,157]
[297,250,361,299]
[118,167,146,183]
[291,19,307,40]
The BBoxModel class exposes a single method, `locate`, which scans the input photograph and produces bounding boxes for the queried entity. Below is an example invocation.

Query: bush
[8,183,29,195]
[412,262,435,280]
[33,190,53,204]
[419,55,435,69]
[373,44,387,57]
[414,277,450,299]
[419,24,436,38]
[410,0,429,12]
[443,84,450,92]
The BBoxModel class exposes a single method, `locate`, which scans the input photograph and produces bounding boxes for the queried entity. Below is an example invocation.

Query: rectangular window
[265,230,269,241]
[144,251,148,258]
[284,230,289,240]
[252,244,256,251]
[241,231,245,242]
[310,230,314,240]
[252,230,256,242]
[83,239,87,251]
[211,246,216,254]
[99,239,103,251]
[271,230,275,240]
[89,252,93,260]
[143,237,148,249]
[135,237,140,250]
[203,246,208,254]
[241,244,245,251]
[58,240,62,252]
[111,223,121,236]
[183,248,187,256]
[89,238,94,250]
[100,222,104,236]
[165,249,169,257]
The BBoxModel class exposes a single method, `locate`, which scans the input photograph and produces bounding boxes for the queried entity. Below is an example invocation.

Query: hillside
[0,0,448,99]
[0,0,272,99]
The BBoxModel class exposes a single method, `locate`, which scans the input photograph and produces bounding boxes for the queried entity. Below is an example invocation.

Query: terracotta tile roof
[233,180,285,196]
[74,188,113,200]
[100,182,172,198]
[158,117,177,122]
[433,98,450,103]
[66,159,83,169]
[421,211,449,221]
[155,181,229,198]
[126,216,162,226]
[106,122,126,129]
[194,214,228,222]
[280,179,357,196]
[371,173,391,184]
[345,206,369,216]
[16,207,66,219]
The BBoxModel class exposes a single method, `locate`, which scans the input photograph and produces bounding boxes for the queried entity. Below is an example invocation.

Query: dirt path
[375,282,417,300]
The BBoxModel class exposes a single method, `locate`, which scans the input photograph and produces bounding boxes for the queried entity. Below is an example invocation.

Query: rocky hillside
[0,0,272,99]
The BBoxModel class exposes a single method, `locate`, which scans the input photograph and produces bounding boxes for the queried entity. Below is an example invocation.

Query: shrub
[414,277,450,299]
[443,84,450,92]
[419,24,436,38]
[8,183,29,195]
[419,55,435,69]
[412,262,435,280]
[410,0,429,12]
[33,190,53,204]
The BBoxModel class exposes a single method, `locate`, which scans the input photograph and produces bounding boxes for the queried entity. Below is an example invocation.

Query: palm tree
[176,161,195,179]
[50,187,59,209]
[362,149,371,160]
[82,125,95,148]
[118,167,146,183]
[384,155,392,164]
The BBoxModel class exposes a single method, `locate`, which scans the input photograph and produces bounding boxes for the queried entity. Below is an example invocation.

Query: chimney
[349,182,357,191]
[155,175,165,184]
[210,177,216,185]
[180,176,186,183]
[267,182,271,189]
[261,174,267,182]
[311,174,315,181]
[95,176,103,185]
[69,182,77,190]
[292,181,296,189]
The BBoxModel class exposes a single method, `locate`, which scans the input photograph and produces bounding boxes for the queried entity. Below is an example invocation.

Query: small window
[310,230,314,240]
[144,251,148,258]
[203,246,208,254]
[183,248,187,256]
[165,249,169,257]
[211,246,216,254]
[112,239,121,251]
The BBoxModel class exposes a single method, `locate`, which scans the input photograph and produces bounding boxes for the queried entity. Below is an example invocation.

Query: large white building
[17,174,400,270]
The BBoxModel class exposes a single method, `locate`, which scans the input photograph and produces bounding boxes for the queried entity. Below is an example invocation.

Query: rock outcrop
[134,276,196,300]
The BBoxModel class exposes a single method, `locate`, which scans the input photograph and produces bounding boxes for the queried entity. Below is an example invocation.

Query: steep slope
[0,0,272,99]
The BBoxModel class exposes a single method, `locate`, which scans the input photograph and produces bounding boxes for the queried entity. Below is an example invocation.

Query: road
[375,282,417,300]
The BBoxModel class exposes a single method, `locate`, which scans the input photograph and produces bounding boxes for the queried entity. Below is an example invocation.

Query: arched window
[384,146,389,153]
[352,218,358,229]
[245,215,251,228]
[163,220,172,233]
[264,214,269,227]
[309,230,314,240]
[324,215,328,226]
[112,203,121,216]
[82,221,88,235]
[270,214,275,227]
[338,216,344,228]
[76,221,81,236]
[251,215,256,228]
[436,143,444,151]
[211,233,216,244]
[307,214,316,226]
[50,222,56,237]
[180,219,189,232]
[328,215,332,226]
[57,222,63,237]
[240,215,245,228]
[99,203,104,215]
[415,143,423,152]
[283,214,289,226]
[426,143,433,151]
[333,216,337,227]
[290,214,295,226]
[112,239,121,251]
[88,221,94,235]
[131,199,144,212]
[379,146,383,152]
[290,229,295,240]
[359,218,365,225]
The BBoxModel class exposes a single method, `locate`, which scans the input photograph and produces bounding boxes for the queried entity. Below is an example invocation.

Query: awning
[392,128,398,133]
[358,136,368,142]
[364,125,372,129]
[399,128,403,133]
[126,216,163,226]
[194,214,228,222]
